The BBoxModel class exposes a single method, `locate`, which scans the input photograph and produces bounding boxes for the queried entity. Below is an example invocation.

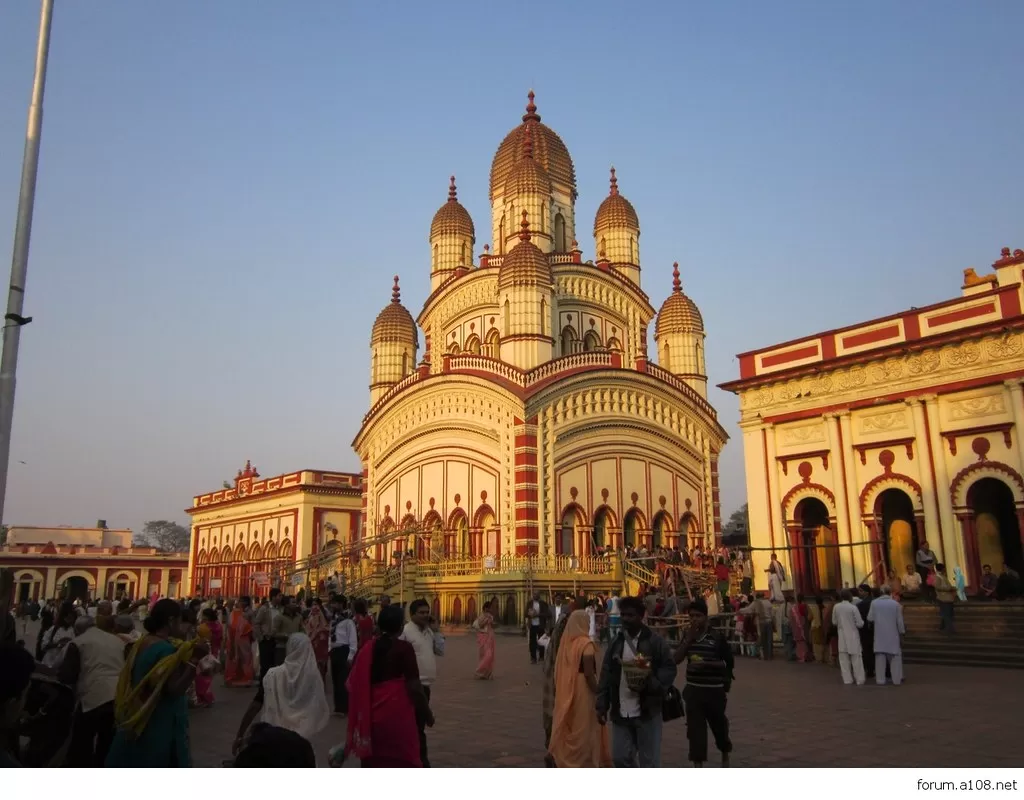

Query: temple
[186,93,728,620]
[721,248,1024,595]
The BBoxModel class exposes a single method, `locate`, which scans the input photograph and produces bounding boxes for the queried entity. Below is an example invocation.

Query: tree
[0,526,7,547]
[721,504,749,546]
[138,520,191,553]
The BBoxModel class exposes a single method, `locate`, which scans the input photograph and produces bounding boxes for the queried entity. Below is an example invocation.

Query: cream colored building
[354,91,728,574]
[186,461,362,597]
[722,248,1024,595]
[0,523,187,602]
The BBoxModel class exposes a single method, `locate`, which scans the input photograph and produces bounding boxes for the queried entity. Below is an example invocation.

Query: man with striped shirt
[673,598,734,767]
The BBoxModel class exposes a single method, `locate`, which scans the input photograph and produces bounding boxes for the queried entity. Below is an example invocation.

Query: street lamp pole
[0,0,55,525]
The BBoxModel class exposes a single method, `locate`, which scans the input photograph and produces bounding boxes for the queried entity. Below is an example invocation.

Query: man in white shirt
[401,598,445,768]
[526,593,551,664]
[328,597,358,715]
[901,564,922,596]
[833,589,865,685]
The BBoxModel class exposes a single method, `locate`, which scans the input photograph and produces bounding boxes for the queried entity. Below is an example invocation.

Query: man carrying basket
[596,596,677,767]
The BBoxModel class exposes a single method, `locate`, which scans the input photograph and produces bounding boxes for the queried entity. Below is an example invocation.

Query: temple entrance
[558,509,576,555]
[62,576,89,602]
[592,508,611,550]
[623,510,640,548]
[877,489,916,577]
[793,498,839,594]
[968,478,1024,576]
[651,512,670,550]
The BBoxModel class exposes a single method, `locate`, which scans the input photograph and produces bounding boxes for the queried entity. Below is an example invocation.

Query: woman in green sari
[106,599,208,767]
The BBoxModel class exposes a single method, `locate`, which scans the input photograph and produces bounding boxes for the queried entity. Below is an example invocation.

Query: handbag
[662,684,684,722]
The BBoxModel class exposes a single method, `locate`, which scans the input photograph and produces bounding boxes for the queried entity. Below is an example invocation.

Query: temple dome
[490,91,576,201]
[430,176,475,240]
[498,212,553,289]
[655,263,704,337]
[371,276,418,345]
[593,167,639,234]
[503,123,551,198]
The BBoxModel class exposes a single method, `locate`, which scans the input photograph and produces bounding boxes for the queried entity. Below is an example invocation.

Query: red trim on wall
[925,301,996,329]
[760,343,819,369]
[841,323,901,349]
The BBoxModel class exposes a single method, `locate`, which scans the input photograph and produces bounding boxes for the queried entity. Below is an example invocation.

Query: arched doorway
[558,507,577,556]
[62,575,90,602]
[466,597,477,624]
[877,489,916,578]
[451,597,462,625]
[651,512,671,550]
[793,498,838,594]
[623,509,641,548]
[592,508,611,550]
[504,594,517,626]
[968,478,1024,578]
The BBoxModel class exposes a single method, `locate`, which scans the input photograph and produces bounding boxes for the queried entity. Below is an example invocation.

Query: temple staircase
[901,602,1024,670]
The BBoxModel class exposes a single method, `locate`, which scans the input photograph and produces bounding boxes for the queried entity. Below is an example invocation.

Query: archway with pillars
[651,511,672,550]
[874,489,920,582]
[420,511,443,560]
[474,505,498,558]
[789,497,840,595]
[964,477,1024,588]
[591,506,615,550]
[623,508,646,549]
[558,504,587,556]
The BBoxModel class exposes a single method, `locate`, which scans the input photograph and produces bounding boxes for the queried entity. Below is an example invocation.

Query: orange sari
[224,608,254,687]
[548,610,611,768]
[473,612,496,679]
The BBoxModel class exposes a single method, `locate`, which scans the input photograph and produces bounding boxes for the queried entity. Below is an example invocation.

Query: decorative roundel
[878,450,896,471]
[406,500,412,511]
[480,490,488,501]
[972,437,991,460]
[454,493,461,505]
[601,488,609,501]
[570,487,578,500]
[658,495,667,508]
[798,462,813,481]
[631,492,639,505]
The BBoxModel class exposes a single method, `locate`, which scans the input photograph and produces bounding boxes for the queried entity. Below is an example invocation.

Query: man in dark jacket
[525,593,551,664]
[596,595,677,767]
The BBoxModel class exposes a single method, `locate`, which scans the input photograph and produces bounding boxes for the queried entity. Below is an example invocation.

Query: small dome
[430,176,475,241]
[490,91,576,201]
[371,275,418,346]
[593,167,639,235]
[498,212,553,289]
[655,263,704,338]
[503,123,551,198]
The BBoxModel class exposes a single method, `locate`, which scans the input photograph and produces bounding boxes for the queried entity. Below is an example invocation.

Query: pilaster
[838,412,869,583]
[907,397,943,545]
[923,394,960,569]
[824,413,856,587]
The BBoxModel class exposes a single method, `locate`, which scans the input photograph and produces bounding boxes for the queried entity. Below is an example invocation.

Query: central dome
[490,91,576,202]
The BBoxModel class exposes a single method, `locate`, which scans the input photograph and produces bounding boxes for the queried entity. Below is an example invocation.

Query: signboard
[208,578,222,589]
[250,572,270,587]
[484,555,496,570]
[290,572,304,587]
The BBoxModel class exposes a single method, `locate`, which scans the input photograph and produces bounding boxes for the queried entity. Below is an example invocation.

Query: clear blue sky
[1,1,1022,535]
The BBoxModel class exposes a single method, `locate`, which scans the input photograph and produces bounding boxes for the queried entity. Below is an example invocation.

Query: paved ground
[185,631,1020,768]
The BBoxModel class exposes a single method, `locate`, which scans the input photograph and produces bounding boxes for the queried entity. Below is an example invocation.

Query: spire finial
[609,166,618,196]
[448,175,457,202]
[519,210,531,242]
[522,123,534,159]
[672,262,681,294]
[522,89,541,122]
[392,274,401,303]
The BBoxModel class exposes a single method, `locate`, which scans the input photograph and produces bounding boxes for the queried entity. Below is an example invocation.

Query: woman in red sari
[353,598,374,651]
[790,593,812,663]
[339,605,432,768]
[224,596,255,688]
[304,599,330,685]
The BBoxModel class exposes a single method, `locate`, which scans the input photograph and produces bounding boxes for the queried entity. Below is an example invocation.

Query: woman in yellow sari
[548,610,611,768]
[105,599,208,767]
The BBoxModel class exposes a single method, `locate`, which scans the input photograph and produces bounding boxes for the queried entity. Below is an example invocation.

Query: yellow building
[348,92,727,621]
[0,523,188,602]
[186,461,362,597]
[721,249,1024,595]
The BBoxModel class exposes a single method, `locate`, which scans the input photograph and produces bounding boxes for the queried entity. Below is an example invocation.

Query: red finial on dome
[522,123,534,159]
[609,167,618,196]
[448,175,457,202]
[672,262,681,294]
[522,89,541,122]
[392,275,401,303]
[519,210,531,242]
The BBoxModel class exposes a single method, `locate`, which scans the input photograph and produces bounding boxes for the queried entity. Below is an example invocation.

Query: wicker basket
[622,662,650,693]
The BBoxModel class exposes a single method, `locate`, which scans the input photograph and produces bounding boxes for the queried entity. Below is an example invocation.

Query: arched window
[432,244,438,270]
[583,330,601,352]
[664,341,671,369]
[503,299,510,333]
[554,213,566,251]
[401,350,409,375]
[371,349,378,381]
[606,337,622,352]
[561,326,577,356]
[630,237,637,264]
[448,341,461,355]
[540,298,547,336]
[485,328,500,358]
[460,242,467,264]
[498,216,506,254]
[599,237,607,259]
[464,334,481,355]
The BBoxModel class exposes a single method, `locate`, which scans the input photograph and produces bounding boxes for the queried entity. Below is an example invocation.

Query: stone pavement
[188,632,1020,768]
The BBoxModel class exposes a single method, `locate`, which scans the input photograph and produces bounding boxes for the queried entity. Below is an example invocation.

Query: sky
[1,1,1022,536]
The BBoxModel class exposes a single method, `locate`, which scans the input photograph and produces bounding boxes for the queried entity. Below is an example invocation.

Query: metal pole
[0,0,54,525]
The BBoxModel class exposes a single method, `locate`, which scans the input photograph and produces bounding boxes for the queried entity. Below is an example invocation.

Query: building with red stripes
[350,92,728,619]
[721,249,1024,596]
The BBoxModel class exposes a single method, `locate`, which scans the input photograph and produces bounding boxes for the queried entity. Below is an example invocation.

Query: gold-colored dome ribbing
[654,263,704,338]
[593,167,639,235]
[371,275,418,345]
[430,176,475,241]
[490,91,576,201]
[503,123,551,198]
[498,212,553,289]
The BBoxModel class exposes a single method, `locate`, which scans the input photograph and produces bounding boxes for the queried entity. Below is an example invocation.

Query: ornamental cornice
[553,271,655,322]
[418,271,500,330]
[554,417,705,472]
[737,330,1024,419]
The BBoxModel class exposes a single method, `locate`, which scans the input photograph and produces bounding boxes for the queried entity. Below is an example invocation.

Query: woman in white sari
[232,633,331,756]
